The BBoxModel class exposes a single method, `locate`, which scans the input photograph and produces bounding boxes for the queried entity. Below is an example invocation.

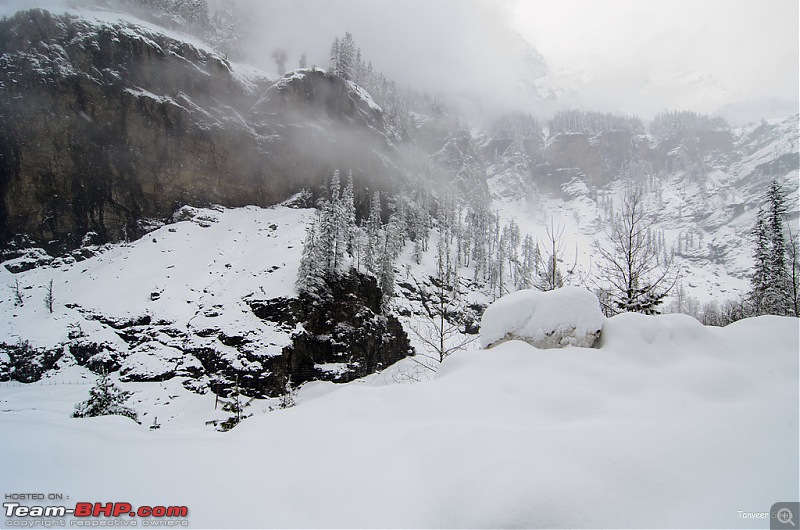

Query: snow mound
[480,287,604,349]
[2,315,796,528]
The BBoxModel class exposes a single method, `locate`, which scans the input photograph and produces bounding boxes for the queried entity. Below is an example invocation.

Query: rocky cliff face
[0,9,400,254]
[0,9,264,251]
[249,271,412,388]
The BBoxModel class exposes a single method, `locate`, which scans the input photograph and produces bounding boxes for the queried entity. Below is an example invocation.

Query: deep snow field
[0,204,798,528]
[1,311,797,528]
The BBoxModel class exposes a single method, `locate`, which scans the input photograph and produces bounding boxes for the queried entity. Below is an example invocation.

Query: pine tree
[377,214,404,310]
[318,171,344,276]
[297,171,359,295]
[466,190,491,279]
[45,279,53,313]
[339,32,355,80]
[517,235,537,290]
[296,217,327,298]
[365,191,382,274]
[218,376,253,431]
[750,207,772,315]
[750,179,792,315]
[72,372,138,422]
[329,37,340,74]
[341,172,356,254]
[278,377,297,409]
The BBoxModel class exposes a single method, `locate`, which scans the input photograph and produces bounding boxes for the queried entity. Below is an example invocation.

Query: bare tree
[534,217,579,291]
[409,269,477,371]
[593,189,676,315]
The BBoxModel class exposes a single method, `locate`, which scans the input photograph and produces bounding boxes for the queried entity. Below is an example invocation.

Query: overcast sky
[235,0,797,119]
[512,0,799,112]
[4,0,794,119]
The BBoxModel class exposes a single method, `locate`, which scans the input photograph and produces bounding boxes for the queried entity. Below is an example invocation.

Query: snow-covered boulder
[480,287,604,349]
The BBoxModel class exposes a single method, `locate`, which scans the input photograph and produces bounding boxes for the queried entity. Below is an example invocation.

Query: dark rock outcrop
[0,9,268,252]
[247,271,413,393]
[0,9,401,254]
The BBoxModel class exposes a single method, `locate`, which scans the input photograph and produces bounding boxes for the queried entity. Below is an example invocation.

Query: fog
[2,0,796,120]
[233,0,798,120]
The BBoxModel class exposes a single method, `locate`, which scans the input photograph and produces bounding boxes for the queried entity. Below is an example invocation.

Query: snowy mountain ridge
[484,112,799,305]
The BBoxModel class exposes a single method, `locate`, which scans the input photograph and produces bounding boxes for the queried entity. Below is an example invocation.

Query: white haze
[232,0,798,120]
[1,0,797,120]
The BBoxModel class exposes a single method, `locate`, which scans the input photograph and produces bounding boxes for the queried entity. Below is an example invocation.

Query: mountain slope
[0,8,403,252]
[482,112,799,303]
[0,203,410,394]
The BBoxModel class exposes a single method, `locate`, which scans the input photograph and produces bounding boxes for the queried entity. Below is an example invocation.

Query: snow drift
[480,286,604,349]
[1,313,797,528]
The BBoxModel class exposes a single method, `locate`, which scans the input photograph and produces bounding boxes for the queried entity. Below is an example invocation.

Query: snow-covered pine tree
[318,171,344,277]
[354,48,363,83]
[341,172,356,255]
[278,377,297,409]
[490,230,506,298]
[334,32,355,80]
[72,371,138,422]
[410,175,431,264]
[218,376,253,431]
[298,171,360,293]
[503,220,520,288]
[364,191,382,274]
[296,216,327,298]
[466,190,491,279]
[750,207,772,315]
[377,214,404,310]
[329,37,340,74]
[750,179,792,315]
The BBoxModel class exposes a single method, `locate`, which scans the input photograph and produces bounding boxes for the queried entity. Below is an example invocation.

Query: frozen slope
[1,313,797,528]
[1,205,312,385]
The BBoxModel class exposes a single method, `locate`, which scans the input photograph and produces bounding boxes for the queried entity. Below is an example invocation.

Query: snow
[0,314,797,528]
[348,80,383,113]
[124,87,189,112]
[229,62,273,94]
[0,205,312,357]
[480,287,604,349]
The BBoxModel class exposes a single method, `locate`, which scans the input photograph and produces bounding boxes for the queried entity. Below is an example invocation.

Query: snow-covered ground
[0,205,312,386]
[1,205,310,347]
[1,311,797,528]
